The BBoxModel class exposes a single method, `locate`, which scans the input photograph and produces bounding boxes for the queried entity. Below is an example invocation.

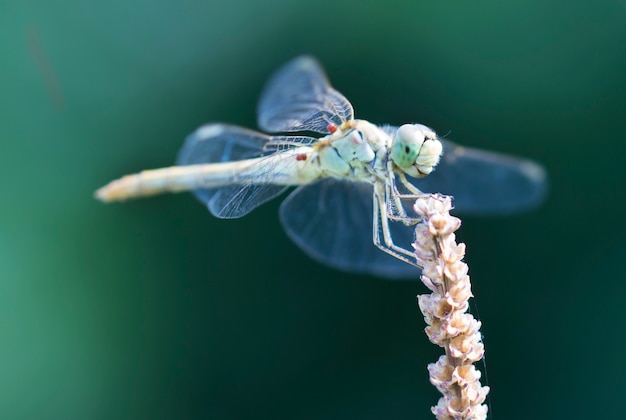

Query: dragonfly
[95,56,546,279]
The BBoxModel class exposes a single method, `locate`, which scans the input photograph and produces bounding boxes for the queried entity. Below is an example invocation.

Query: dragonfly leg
[386,181,420,224]
[372,184,423,269]
[385,168,424,225]
[385,165,412,222]
[397,171,422,195]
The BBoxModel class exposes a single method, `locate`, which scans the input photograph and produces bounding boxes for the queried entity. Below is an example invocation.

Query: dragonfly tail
[94,165,208,202]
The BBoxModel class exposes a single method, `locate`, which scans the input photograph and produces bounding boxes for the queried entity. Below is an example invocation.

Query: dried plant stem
[413,194,489,420]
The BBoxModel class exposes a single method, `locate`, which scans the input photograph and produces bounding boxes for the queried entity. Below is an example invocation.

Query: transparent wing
[257,56,354,134]
[279,179,421,279]
[176,123,315,218]
[383,126,547,215]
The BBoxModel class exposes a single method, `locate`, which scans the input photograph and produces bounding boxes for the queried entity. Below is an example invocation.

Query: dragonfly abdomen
[95,148,324,202]
[96,158,264,202]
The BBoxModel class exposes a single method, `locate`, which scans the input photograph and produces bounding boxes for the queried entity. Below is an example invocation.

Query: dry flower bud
[414,195,488,419]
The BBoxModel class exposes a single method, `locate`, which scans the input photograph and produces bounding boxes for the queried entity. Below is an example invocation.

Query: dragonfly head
[391,124,443,178]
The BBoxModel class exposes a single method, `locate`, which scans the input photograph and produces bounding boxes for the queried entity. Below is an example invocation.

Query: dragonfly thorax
[313,120,390,181]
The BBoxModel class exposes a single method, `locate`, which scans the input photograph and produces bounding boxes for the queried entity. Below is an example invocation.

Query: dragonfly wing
[383,126,547,215]
[177,123,315,218]
[279,179,421,279]
[257,56,354,134]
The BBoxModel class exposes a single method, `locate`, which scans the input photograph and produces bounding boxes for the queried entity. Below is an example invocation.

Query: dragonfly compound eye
[391,124,425,168]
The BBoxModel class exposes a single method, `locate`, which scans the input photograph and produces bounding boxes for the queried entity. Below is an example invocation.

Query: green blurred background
[2,1,625,419]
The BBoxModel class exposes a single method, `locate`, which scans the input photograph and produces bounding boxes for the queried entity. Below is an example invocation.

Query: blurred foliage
[1,0,626,419]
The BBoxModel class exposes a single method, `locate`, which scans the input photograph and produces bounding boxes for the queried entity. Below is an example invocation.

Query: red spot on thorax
[296,154,307,161]
[350,133,363,144]
[327,123,338,133]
